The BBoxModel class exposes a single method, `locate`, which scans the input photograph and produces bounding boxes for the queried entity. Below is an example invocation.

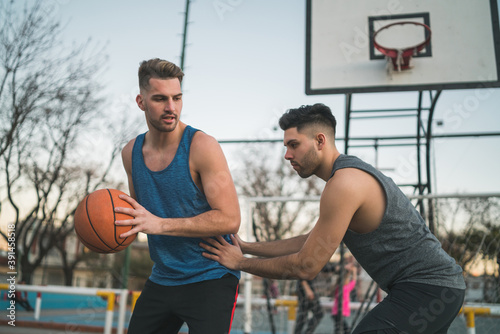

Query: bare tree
[0,0,137,284]
[235,144,323,242]
[436,198,500,268]
[436,197,500,301]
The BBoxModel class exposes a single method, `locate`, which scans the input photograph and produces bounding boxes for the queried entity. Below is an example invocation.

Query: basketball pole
[179,0,191,77]
[121,246,131,289]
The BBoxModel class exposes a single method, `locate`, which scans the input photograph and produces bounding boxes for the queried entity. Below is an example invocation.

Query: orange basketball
[74,189,137,253]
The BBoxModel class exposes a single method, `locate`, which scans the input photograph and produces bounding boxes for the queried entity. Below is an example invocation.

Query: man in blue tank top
[114,58,240,334]
[201,104,466,333]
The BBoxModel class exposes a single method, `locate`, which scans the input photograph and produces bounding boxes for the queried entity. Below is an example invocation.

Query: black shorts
[352,282,465,334]
[128,274,239,334]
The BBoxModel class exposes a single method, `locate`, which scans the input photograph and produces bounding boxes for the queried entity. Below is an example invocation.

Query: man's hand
[200,235,244,271]
[232,234,249,254]
[114,194,163,237]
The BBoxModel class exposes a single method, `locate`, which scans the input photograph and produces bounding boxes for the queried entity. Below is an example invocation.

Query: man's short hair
[138,58,184,91]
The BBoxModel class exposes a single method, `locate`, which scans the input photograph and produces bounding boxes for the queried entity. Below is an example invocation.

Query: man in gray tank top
[201,104,465,333]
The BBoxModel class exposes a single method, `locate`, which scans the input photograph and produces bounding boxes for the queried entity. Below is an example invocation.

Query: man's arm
[301,280,315,300]
[201,172,362,280]
[237,233,310,257]
[116,132,240,238]
[121,139,137,200]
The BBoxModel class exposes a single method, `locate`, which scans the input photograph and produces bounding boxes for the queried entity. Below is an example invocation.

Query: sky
[37,0,500,195]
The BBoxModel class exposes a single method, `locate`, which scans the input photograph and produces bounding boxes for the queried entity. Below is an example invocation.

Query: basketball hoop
[373,21,431,72]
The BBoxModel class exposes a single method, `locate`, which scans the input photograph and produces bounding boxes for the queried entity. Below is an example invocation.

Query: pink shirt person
[332,279,356,317]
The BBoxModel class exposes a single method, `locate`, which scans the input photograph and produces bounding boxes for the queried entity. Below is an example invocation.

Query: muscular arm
[116,133,240,238]
[163,132,240,236]
[202,171,364,280]
[121,139,137,200]
[238,233,310,257]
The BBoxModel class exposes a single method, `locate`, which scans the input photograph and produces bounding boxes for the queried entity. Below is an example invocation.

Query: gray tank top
[332,154,466,292]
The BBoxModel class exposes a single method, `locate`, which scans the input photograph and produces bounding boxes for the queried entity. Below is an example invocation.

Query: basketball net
[373,21,432,77]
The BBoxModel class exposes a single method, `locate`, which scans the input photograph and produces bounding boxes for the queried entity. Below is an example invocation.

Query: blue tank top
[333,154,465,292]
[131,126,240,286]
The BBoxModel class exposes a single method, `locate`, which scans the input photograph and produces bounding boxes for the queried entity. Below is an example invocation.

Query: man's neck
[317,149,341,181]
[145,122,186,150]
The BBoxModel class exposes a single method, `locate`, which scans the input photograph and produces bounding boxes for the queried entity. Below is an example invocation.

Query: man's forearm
[242,234,309,257]
[239,253,311,280]
[200,233,325,281]
[162,210,240,237]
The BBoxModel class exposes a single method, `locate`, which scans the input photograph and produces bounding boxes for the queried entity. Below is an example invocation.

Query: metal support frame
[343,90,441,232]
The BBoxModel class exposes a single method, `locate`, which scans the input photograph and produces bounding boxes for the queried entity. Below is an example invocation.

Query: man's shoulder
[331,165,370,180]
[334,154,368,168]
[325,166,380,201]
[332,155,380,179]
[122,137,138,157]
[122,139,134,155]
[191,129,219,148]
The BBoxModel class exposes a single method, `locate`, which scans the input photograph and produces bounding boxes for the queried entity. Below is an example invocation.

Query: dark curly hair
[279,103,337,136]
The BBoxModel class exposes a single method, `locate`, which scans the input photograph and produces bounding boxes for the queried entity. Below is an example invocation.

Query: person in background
[332,262,357,334]
[295,278,324,334]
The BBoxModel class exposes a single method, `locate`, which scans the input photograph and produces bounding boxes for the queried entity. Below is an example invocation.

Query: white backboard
[306,0,500,94]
